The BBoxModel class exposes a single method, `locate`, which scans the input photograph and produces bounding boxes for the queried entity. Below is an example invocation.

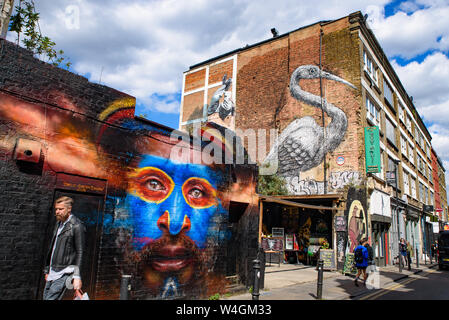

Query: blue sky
[7,0,449,193]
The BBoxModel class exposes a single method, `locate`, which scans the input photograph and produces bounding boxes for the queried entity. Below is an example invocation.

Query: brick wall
[0,39,259,299]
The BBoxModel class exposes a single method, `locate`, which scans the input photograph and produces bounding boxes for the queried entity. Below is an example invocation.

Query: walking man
[43,196,85,300]
[363,238,374,266]
[353,239,369,287]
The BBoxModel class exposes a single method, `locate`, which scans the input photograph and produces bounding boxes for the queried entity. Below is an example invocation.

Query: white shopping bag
[74,290,90,300]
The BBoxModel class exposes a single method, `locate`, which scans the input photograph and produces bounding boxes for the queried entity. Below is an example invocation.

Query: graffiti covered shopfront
[259,195,339,266]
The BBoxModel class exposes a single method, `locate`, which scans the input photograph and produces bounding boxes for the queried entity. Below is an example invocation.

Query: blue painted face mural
[123,154,227,296]
[126,154,224,250]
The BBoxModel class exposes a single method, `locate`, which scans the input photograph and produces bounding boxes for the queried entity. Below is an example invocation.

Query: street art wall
[181,57,237,132]
[345,187,368,254]
[0,39,258,299]
[263,64,361,195]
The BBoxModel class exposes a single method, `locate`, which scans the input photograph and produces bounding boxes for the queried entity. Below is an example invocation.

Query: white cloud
[27,0,389,115]
[391,53,449,123]
[367,2,449,58]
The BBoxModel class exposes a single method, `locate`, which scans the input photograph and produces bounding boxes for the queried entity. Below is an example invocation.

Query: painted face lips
[142,234,199,274]
[150,245,194,273]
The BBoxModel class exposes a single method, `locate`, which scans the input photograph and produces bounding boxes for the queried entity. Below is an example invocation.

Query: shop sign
[336,156,345,166]
[319,249,336,270]
[364,126,381,173]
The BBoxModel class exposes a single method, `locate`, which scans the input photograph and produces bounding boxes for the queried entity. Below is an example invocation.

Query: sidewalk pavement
[223,261,438,300]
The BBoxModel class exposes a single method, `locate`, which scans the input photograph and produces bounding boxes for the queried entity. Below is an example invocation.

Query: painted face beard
[138,232,206,297]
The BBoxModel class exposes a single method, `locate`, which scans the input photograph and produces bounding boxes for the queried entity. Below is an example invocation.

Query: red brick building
[179,11,447,268]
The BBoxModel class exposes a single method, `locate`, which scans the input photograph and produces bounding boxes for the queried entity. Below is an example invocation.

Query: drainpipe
[319,28,327,194]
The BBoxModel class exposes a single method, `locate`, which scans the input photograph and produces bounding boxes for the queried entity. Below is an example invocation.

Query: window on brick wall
[364,49,378,84]
[409,143,414,165]
[419,182,424,202]
[403,171,410,195]
[419,154,425,174]
[429,166,433,184]
[417,131,423,149]
[384,79,394,108]
[366,95,380,126]
[375,150,385,180]
[417,154,422,173]
[401,135,407,156]
[430,191,434,206]
[386,117,397,147]
[411,177,417,199]
[425,186,429,205]
[406,116,412,134]
[399,103,405,124]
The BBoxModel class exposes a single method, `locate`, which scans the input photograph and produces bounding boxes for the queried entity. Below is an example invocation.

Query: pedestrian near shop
[400,238,408,266]
[406,241,413,267]
[363,238,374,266]
[43,196,86,300]
[353,240,369,287]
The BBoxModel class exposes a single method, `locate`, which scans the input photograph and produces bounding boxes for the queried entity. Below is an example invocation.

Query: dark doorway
[372,222,389,267]
[38,188,105,300]
[226,201,248,277]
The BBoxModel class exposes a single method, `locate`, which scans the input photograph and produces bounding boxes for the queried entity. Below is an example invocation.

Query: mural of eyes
[182,178,218,209]
[128,167,174,203]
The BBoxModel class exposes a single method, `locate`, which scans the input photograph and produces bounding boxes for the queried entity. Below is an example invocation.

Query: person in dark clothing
[431,242,437,260]
[400,238,408,266]
[363,238,374,265]
[353,240,369,287]
[43,196,85,300]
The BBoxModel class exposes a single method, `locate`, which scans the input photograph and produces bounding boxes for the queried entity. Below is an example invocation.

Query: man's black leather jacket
[44,215,86,278]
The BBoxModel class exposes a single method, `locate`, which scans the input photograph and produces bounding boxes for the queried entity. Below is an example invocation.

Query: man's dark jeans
[43,274,70,300]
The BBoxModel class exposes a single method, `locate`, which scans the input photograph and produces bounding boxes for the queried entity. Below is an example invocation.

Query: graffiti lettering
[329,171,361,190]
[285,176,325,195]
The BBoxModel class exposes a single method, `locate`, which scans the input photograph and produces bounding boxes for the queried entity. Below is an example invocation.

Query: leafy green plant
[208,293,220,300]
[257,174,288,195]
[9,0,71,69]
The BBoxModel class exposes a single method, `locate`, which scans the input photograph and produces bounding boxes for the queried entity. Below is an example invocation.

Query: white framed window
[384,79,394,107]
[430,191,434,206]
[363,49,378,84]
[386,117,397,147]
[411,178,417,199]
[409,143,414,165]
[417,155,422,173]
[366,95,380,126]
[406,116,412,134]
[398,103,405,124]
[400,135,407,156]
[425,186,429,205]
[403,171,410,195]
[418,182,424,202]
[429,166,433,184]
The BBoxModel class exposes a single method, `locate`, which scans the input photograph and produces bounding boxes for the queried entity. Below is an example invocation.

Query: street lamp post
[393,159,402,273]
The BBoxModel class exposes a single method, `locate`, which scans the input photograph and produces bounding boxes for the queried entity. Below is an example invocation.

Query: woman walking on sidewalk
[400,238,408,267]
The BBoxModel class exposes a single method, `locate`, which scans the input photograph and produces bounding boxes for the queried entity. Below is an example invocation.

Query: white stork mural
[264,65,359,194]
